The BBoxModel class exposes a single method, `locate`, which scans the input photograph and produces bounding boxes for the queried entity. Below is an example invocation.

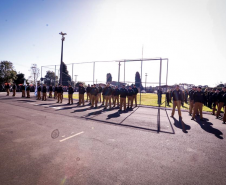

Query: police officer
[78,83,86,106]
[113,86,120,108]
[42,84,47,101]
[166,90,170,106]
[37,83,41,100]
[171,85,183,119]
[104,83,112,109]
[49,85,53,98]
[5,83,10,96]
[57,84,63,103]
[90,84,99,108]
[54,85,58,99]
[216,86,226,119]
[222,90,226,124]
[111,86,115,105]
[86,84,91,103]
[207,88,213,109]
[119,85,127,111]
[68,84,74,104]
[12,83,17,97]
[132,85,138,107]
[127,86,134,109]
[26,84,30,98]
[21,84,26,97]
[184,90,188,104]
[102,84,107,106]
[212,88,218,115]
[98,84,102,103]
[191,86,206,121]
[188,86,195,116]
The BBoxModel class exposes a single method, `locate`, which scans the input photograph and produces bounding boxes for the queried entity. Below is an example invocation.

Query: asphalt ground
[0,92,226,185]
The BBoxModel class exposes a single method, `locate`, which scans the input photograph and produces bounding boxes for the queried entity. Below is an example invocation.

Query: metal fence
[41,58,169,106]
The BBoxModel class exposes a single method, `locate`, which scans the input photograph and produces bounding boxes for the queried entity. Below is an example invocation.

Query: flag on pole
[35,82,37,96]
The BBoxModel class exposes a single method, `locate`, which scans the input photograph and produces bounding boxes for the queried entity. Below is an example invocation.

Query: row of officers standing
[34,83,139,111]
[169,85,226,124]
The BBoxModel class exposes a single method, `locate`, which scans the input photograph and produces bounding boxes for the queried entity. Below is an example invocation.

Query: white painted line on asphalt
[52,107,62,109]
[59,131,84,142]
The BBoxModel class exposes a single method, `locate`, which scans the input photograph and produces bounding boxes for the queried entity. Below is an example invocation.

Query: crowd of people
[4,82,226,124]
[168,85,226,124]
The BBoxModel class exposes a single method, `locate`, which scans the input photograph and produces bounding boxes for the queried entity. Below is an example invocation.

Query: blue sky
[0,0,225,87]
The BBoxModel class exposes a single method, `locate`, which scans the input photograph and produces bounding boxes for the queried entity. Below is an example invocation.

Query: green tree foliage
[0,61,17,84]
[14,73,25,85]
[106,73,112,83]
[44,71,58,86]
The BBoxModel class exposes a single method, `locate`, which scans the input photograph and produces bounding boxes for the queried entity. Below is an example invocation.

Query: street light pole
[59,32,67,85]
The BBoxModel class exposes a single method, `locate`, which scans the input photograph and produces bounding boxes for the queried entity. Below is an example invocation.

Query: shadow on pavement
[195,118,223,139]
[173,117,191,133]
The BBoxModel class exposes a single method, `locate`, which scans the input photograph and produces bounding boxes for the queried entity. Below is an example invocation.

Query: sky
[0,0,225,87]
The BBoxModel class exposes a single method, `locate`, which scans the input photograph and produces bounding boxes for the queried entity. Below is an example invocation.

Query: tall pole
[59,32,67,85]
[159,58,162,107]
[140,46,143,105]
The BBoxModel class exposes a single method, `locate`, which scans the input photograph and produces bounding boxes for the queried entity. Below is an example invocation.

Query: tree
[59,62,71,86]
[0,61,17,84]
[28,64,40,85]
[14,73,26,85]
[135,72,143,89]
[44,71,58,86]
[106,73,112,83]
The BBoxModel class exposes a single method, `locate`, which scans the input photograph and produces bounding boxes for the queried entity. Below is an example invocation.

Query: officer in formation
[78,83,86,106]
[54,85,58,99]
[113,86,120,107]
[12,83,17,97]
[67,84,74,104]
[90,84,99,108]
[171,85,183,120]
[42,84,47,101]
[86,84,91,103]
[37,83,41,100]
[5,83,10,96]
[49,85,53,98]
[98,84,102,103]
[21,84,25,97]
[189,86,196,116]
[26,84,30,98]
[102,84,107,106]
[104,83,112,109]
[127,86,134,108]
[216,86,226,119]
[119,85,127,111]
[56,84,63,103]
[132,85,138,107]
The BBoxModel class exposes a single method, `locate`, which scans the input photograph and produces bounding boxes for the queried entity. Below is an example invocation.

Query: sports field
[63,93,214,112]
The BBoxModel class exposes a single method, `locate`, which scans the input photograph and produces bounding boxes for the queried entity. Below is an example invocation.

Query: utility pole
[59,32,67,85]
[145,73,148,92]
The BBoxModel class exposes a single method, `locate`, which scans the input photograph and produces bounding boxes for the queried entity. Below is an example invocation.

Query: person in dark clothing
[132,85,138,107]
[191,86,206,121]
[119,85,127,111]
[223,91,226,124]
[111,86,115,106]
[26,84,30,98]
[54,85,58,99]
[181,90,185,107]
[184,90,188,104]
[127,86,134,109]
[166,90,170,106]
[90,84,99,108]
[12,83,17,96]
[98,84,102,103]
[171,85,183,119]
[5,83,10,96]
[104,83,112,109]
[21,84,26,97]
[113,86,120,107]
[42,84,47,101]
[207,88,213,109]
[86,84,91,103]
[68,84,74,104]
[216,86,226,119]
[49,85,53,98]
[102,85,107,106]
[189,86,196,116]
[57,84,63,103]
[78,83,86,106]
[37,84,41,100]
[212,89,219,115]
